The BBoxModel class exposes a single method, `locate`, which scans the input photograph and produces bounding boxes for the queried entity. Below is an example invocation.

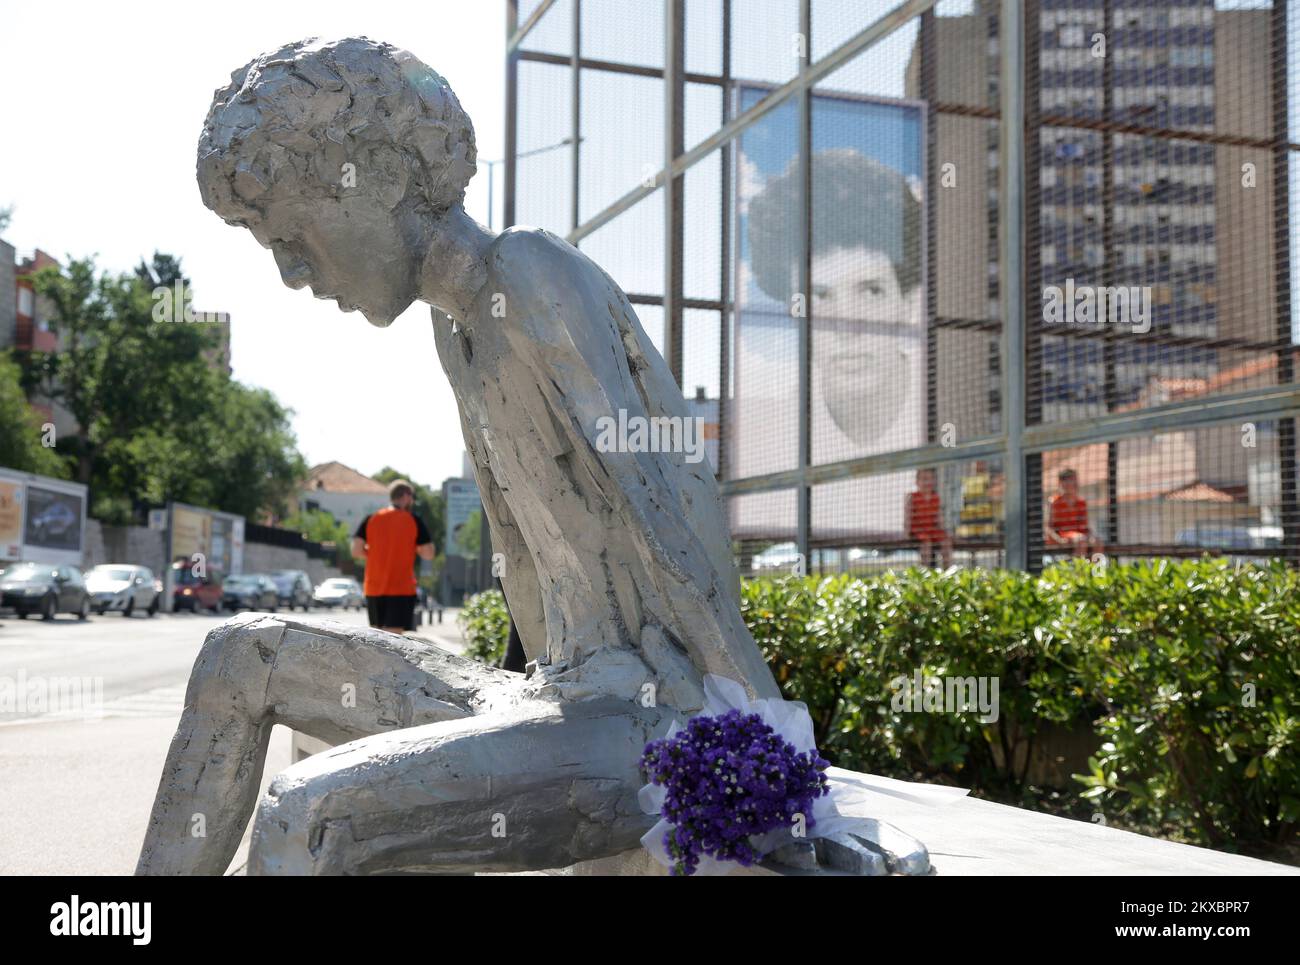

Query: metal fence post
[571,0,581,234]
[665,0,686,384]
[719,0,733,485]
[1274,0,1299,564]
[999,0,1027,570]
[504,0,519,230]
[795,0,813,570]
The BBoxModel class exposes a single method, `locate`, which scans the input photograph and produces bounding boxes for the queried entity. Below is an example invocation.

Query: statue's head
[197,37,476,326]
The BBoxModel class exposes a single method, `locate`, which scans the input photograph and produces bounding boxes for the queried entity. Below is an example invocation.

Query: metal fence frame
[505,0,1300,570]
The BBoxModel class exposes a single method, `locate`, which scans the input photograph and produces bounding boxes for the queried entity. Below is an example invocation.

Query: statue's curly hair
[747,148,921,304]
[197,37,476,227]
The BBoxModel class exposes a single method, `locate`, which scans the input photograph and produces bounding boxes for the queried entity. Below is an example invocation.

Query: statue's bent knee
[186,613,287,719]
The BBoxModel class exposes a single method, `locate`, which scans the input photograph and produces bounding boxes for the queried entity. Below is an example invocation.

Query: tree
[134,251,187,288]
[283,508,351,546]
[456,508,482,558]
[0,352,67,477]
[282,507,352,570]
[27,254,305,522]
[200,385,307,521]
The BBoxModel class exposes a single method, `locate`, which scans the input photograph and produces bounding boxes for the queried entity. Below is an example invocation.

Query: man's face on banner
[808,244,922,448]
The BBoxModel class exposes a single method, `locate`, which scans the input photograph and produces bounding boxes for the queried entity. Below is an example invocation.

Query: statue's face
[250,194,420,327]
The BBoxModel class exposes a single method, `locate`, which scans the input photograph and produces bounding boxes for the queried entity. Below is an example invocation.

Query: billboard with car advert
[0,468,87,567]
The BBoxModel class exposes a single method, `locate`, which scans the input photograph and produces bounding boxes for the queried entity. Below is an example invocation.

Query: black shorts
[366,595,417,629]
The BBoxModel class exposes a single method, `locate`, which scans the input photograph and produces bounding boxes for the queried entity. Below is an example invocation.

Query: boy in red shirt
[1046,467,1100,558]
[905,467,951,568]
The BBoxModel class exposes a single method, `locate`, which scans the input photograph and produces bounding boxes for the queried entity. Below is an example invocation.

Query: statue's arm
[456,402,548,665]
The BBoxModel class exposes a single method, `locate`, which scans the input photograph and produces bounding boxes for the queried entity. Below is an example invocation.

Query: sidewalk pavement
[0,617,466,875]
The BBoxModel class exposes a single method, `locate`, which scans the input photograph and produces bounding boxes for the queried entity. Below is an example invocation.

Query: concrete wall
[908,13,1000,445]
[241,541,342,586]
[83,519,341,585]
[1215,9,1276,347]
[83,520,167,575]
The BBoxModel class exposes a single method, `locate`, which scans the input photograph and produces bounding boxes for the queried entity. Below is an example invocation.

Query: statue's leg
[136,613,511,876]
[249,697,668,875]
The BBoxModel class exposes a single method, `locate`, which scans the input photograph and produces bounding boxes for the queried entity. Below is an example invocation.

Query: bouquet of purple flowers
[640,707,831,876]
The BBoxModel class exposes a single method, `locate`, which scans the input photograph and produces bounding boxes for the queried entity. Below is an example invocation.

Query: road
[0,605,464,874]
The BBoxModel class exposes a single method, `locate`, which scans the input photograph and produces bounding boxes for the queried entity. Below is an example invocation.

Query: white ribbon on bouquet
[638,674,969,875]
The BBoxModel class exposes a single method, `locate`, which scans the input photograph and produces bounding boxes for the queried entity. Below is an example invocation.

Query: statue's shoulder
[480,227,616,347]
[486,226,600,294]
[490,224,573,258]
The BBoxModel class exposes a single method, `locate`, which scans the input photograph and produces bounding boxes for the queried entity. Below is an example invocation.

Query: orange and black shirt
[354,507,432,597]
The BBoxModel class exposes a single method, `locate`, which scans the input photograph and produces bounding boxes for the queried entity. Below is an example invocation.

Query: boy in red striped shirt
[905,467,952,568]
[1046,468,1100,558]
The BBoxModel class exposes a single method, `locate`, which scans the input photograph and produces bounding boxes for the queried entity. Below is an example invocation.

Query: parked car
[749,541,804,573]
[0,561,90,621]
[85,564,160,617]
[172,561,223,612]
[271,570,313,611]
[1175,525,1284,551]
[222,574,280,612]
[29,501,77,542]
[313,577,363,610]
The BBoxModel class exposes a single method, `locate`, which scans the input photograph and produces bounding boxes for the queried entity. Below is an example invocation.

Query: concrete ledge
[572,767,1296,875]
[290,731,332,764]
[277,743,1297,875]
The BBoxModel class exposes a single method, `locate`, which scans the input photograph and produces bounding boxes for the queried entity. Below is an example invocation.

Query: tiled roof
[303,461,388,494]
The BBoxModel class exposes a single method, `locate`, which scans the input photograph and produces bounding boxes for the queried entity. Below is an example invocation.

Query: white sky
[0,0,506,490]
[10,0,1290,501]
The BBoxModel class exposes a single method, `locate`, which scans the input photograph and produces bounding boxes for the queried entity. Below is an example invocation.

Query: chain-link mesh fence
[508,0,1300,574]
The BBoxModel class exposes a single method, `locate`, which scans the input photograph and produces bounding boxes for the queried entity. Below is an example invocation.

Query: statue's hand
[764,819,932,876]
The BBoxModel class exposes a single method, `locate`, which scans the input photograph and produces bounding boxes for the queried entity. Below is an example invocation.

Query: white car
[85,564,160,617]
[750,542,805,574]
[313,577,364,610]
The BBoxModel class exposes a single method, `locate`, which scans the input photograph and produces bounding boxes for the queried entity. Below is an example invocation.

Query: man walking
[351,479,435,633]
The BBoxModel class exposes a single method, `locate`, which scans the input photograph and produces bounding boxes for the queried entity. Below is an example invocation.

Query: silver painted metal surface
[137,37,903,875]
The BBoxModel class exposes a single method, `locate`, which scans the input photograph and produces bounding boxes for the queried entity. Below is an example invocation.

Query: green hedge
[459,559,1300,852]
[458,588,510,666]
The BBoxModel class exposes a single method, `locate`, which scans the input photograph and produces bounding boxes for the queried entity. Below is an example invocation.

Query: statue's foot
[766,820,932,876]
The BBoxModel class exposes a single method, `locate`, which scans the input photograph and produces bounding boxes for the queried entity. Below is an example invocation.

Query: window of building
[1058,25,1086,48]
